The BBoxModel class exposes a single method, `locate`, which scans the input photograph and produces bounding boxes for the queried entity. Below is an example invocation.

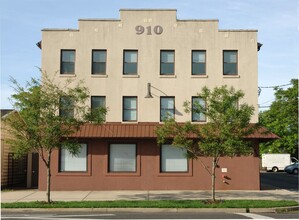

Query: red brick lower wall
[38,139,260,191]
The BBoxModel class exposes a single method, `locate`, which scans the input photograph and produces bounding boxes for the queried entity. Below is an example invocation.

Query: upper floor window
[192,50,206,75]
[60,143,87,172]
[192,97,206,122]
[61,50,75,74]
[59,96,74,118]
[160,50,175,75]
[91,96,106,110]
[160,97,175,121]
[123,96,137,121]
[223,50,238,75]
[123,50,138,75]
[92,50,106,75]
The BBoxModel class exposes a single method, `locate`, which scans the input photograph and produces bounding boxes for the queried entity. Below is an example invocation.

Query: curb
[275,206,299,213]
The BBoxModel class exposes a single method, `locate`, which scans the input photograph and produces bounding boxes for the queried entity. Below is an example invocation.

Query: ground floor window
[109,144,136,172]
[161,144,188,172]
[60,143,87,172]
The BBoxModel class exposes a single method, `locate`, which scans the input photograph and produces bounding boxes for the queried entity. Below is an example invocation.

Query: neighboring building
[39,9,277,191]
[1,110,39,189]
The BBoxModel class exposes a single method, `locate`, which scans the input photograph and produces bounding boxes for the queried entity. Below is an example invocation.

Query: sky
[1,0,298,110]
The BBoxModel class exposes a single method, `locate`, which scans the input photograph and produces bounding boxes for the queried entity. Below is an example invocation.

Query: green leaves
[156,85,255,159]
[5,73,107,159]
[259,79,298,156]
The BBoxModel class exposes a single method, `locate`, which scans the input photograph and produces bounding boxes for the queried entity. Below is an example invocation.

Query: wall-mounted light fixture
[36,41,42,49]
[145,83,153,98]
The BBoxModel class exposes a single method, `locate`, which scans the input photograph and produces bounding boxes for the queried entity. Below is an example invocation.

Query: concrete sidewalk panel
[148,190,211,200]
[84,191,148,201]
[1,190,38,203]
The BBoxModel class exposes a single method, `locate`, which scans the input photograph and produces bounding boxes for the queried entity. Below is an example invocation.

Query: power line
[258,83,292,96]
[259,83,292,89]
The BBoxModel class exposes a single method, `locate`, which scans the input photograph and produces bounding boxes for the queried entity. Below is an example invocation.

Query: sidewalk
[2,189,299,203]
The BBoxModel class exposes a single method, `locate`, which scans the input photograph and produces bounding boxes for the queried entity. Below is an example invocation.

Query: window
[61,50,75,74]
[123,50,138,75]
[60,144,87,172]
[192,97,206,122]
[123,97,137,121]
[59,96,74,118]
[91,96,106,109]
[109,144,136,172]
[160,97,175,121]
[160,50,174,75]
[161,145,188,172]
[92,50,106,75]
[223,50,238,75]
[192,50,206,75]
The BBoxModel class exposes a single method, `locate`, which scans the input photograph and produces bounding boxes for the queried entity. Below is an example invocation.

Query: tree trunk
[46,151,52,203]
[211,157,217,202]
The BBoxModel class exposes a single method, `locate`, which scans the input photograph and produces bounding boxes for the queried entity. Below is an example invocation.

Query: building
[39,9,277,191]
[1,110,39,189]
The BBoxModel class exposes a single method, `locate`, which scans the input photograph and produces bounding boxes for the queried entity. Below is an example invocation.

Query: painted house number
[135,25,163,35]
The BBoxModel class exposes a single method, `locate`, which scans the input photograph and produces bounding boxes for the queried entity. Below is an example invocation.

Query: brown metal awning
[69,122,279,140]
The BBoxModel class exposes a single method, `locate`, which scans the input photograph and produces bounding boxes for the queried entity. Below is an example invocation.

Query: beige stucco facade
[41,9,259,123]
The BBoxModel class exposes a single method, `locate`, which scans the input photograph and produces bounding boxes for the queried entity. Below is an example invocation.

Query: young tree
[156,86,255,202]
[5,74,107,203]
[259,79,298,156]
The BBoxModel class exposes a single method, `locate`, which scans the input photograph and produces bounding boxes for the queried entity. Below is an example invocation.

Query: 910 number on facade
[135,25,163,35]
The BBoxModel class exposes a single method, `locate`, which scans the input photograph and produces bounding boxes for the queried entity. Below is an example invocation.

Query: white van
[261,153,298,172]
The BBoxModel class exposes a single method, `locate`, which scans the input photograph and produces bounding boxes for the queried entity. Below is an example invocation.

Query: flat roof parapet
[120,8,177,11]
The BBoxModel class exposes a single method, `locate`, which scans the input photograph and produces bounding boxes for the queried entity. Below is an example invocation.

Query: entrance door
[31,153,39,188]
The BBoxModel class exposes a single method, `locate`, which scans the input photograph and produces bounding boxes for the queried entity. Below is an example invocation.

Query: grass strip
[1,200,298,209]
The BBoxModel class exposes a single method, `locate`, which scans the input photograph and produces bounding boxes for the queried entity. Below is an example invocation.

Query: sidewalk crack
[82,191,93,201]
[16,190,38,202]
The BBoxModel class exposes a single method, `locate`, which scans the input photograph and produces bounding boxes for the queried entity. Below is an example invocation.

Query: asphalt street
[260,172,299,191]
[2,211,299,219]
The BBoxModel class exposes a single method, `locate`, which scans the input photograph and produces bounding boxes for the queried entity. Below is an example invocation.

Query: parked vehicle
[284,163,299,175]
[261,153,298,172]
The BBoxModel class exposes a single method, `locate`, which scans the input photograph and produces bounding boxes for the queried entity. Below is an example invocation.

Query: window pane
[91,96,105,109]
[161,145,187,172]
[192,97,206,121]
[224,63,237,75]
[161,97,174,121]
[93,51,106,62]
[125,51,137,62]
[192,51,205,62]
[161,110,174,120]
[124,110,137,121]
[60,96,74,118]
[124,63,137,74]
[192,63,205,75]
[224,51,237,63]
[124,97,137,109]
[161,63,174,74]
[161,51,174,75]
[61,50,75,74]
[123,97,137,121]
[161,52,174,62]
[61,63,74,74]
[109,144,136,172]
[161,98,174,109]
[60,144,87,172]
[92,63,106,74]
[62,51,75,62]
